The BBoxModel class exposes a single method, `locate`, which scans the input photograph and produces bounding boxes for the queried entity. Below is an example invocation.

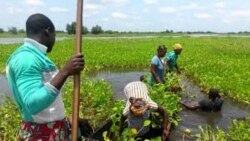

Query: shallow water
[1,70,249,140]
[170,76,250,140]
[87,69,149,100]
[87,70,250,141]
[0,37,68,44]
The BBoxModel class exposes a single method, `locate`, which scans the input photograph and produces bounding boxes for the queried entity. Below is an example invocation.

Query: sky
[0,0,250,32]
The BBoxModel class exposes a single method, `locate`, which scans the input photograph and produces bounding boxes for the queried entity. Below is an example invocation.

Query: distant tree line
[66,22,105,34]
[0,27,25,34]
[1,26,250,35]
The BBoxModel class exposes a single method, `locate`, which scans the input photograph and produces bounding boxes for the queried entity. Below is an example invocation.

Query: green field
[1,36,249,103]
[0,36,250,140]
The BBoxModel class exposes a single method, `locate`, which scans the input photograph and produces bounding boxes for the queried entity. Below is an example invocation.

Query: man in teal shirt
[163,43,182,74]
[6,13,84,140]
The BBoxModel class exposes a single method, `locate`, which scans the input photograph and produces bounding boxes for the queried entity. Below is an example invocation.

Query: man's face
[46,31,55,53]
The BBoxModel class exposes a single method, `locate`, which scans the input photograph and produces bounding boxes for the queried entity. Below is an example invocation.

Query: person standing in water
[163,43,183,74]
[150,45,167,84]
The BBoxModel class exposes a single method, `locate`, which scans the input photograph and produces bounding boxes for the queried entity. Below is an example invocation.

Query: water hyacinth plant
[0,36,250,140]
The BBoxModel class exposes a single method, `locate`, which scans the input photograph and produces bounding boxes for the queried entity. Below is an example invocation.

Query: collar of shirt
[24,38,47,54]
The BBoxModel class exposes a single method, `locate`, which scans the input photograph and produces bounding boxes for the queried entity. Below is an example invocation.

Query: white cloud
[231,10,250,17]
[132,16,141,20]
[214,2,226,9]
[85,3,100,10]
[24,0,43,6]
[222,19,232,24]
[160,7,177,13]
[49,7,69,12]
[27,7,41,13]
[143,0,159,4]
[103,18,109,21]
[101,0,129,6]
[215,9,225,14]
[85,3,102,15]
[84,13,90,18]
[194,13,212,19]
[112,12,127,19]
[180,3,205,10]
[143,8,149,13]
[7,7,24,14]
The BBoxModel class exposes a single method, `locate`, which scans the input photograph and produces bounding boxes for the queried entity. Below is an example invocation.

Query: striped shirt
[123,81,158,115]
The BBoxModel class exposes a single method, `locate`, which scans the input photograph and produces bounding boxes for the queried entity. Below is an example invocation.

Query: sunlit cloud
[49,7,69,12]
[180,3,205,10]
[143,0,159,4]
[7,7,24,14]
[112,12,127,19]
[194,13,212,19]
[103,17,109,21]
[222,19,232,24]
[214,2,226,9]
[85,3,102,15]
[231,9,250,17]
[85,3,100,10]
[101,0,129,6]
[24,0,43,6]
[159,7,177,13]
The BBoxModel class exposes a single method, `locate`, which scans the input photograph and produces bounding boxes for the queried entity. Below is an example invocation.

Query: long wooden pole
[72,0,83,140]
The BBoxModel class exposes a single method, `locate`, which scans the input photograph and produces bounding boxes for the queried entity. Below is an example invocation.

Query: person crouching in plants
[180,88,224,112]
[119,81,170,141]
[163,43,183,74]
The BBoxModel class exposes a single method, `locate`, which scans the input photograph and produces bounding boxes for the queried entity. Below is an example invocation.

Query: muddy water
[1,70,249,140]
[87,69,148,99]
[170,76,250,140]
[87,70,250,141]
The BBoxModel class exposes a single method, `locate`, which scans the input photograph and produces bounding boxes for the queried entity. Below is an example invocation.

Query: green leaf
[143,120,151,127]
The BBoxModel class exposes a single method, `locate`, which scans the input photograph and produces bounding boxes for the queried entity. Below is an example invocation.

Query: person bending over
[119,81,170,140]
[163,43,182,74]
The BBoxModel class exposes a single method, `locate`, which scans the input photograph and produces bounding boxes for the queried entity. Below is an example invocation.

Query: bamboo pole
[72,0,83,140]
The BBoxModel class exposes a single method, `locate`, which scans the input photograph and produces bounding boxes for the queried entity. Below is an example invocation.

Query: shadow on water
[87,70,250,141]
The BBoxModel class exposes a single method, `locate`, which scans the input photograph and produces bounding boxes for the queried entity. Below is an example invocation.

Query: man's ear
[129,97,135,104]
[43,28,50,36]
